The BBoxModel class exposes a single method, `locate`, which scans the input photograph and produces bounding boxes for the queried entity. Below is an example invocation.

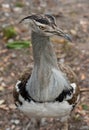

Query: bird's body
[14,63,79,119]
[13,14,80,129]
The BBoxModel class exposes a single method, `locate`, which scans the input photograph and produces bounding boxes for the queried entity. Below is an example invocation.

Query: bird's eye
[39,26,45,30]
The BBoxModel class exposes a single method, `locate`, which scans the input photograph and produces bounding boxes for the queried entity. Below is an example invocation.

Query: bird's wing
[13,66,33,106]
[58,62,78,83]
[56,62,80,105]
[19,66,33,84]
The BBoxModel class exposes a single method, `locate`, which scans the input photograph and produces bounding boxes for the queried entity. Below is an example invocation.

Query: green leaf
[6,41,31,49]
[15,2,24,7]
[82,104,89,111]
[3,26,17,39]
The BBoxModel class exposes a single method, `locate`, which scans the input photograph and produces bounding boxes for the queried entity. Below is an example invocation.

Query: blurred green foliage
[82,104,89,111]
[3,26,17,39]
[15,2,24,7]
[6,41,31,49]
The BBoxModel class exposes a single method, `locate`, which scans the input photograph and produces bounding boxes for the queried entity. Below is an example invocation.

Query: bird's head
[20,14,72,41]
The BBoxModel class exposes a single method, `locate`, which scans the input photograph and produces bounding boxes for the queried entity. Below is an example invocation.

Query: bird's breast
[26,68,70,102]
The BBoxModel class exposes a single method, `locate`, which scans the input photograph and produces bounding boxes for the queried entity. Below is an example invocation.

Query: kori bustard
[13,14,80,130]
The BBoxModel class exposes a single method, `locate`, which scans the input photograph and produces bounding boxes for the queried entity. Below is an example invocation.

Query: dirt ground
[0,0,89,130]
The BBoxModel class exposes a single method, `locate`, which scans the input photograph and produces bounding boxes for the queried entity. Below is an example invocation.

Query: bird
[13,14,80,130]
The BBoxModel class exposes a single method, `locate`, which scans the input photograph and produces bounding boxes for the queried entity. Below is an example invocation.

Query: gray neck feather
[31,31,58,68]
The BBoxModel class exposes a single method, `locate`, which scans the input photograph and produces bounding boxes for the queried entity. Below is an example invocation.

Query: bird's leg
[24,122,31,130]
[35,118,41,129]
[24,118,41,130]
[60,119,68,130]
[31,118,41,130]
[33,118,47,129]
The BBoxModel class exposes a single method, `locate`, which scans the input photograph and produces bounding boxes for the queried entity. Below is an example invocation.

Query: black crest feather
[20,14,56,26]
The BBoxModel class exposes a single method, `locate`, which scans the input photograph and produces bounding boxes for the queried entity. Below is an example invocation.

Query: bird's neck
[26,31,60,101]
[31,31,58,68]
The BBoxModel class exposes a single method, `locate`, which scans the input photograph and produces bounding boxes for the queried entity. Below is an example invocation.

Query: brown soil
[0,0,89,130]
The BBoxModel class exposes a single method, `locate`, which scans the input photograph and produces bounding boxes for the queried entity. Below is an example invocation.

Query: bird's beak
[54,27,72,42]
